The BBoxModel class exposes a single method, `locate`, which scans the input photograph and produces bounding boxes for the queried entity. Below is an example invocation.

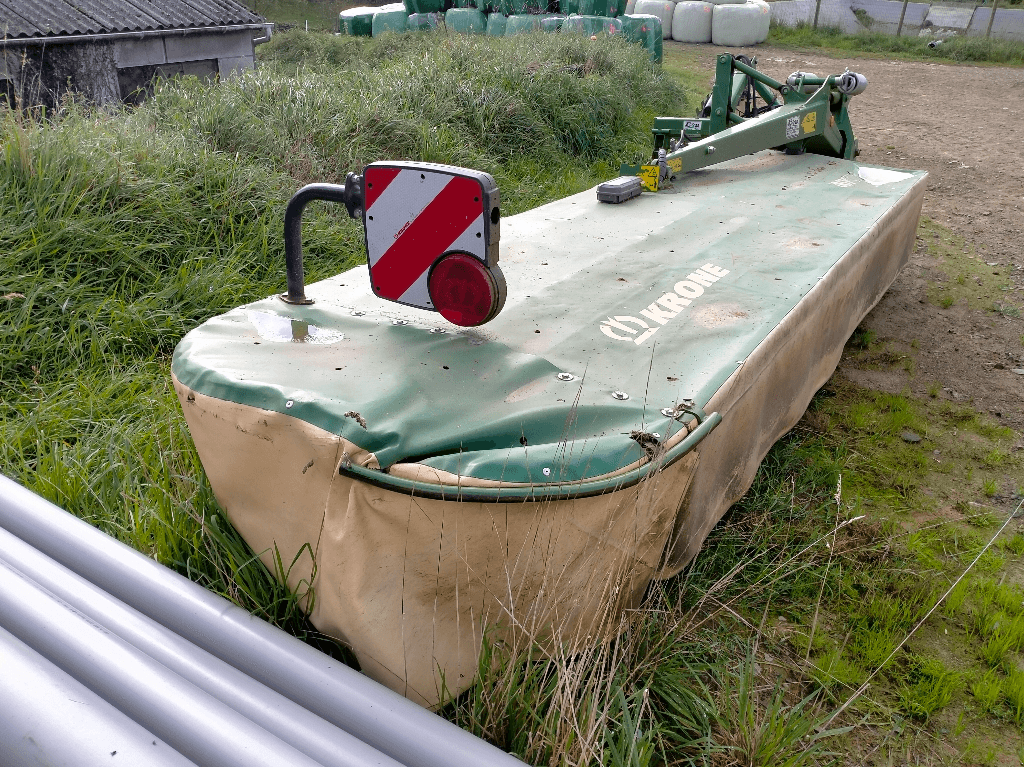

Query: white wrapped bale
[749,0,770,41]
[671,1,713,41]
[633,0,675,37]
[711,0,770,45]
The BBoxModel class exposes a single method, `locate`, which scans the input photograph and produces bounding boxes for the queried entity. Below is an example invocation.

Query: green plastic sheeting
[485,12,508,34]
[621,13,663,61]
[561,13,623,33]
[404,0,443,13]
[445,7,487,31]
[508,0,547,13]
[505,13,563,33]
[339,6,375,35]
[408,11,444,29]
[579,0,617,16]
[173,154,925,486]
[504,13,543,32]
[559,0,581,13]
[371,9,409,34]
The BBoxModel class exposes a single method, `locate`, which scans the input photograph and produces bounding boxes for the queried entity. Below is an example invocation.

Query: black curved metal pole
[281,175,364,305]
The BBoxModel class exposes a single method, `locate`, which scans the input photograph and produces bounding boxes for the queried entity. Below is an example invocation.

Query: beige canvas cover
[660,170,924,574]
[173,378,698,707]
[173,154,926,706]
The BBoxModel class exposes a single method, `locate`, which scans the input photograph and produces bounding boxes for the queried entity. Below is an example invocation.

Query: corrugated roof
[0,0,266,39]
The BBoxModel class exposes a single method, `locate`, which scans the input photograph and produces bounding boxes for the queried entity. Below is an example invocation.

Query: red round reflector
[428,253,504,327]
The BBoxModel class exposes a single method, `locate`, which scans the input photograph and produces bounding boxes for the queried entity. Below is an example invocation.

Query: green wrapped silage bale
[404,0,443,12]
[504,13,542,33]
[509,0,546,13]
[615,0,627,14]
[621,13,662,62]
[408,11,445,28]
[485,12,508,34]
[578,0,616,16]
[445,7,487,32]
[339,6,376,35]
[560,13,622,33]
[372,7,410,34]
[454,0,481,7]
[505,14,544,33]
[539,13,565,29]
[558,0,580,13]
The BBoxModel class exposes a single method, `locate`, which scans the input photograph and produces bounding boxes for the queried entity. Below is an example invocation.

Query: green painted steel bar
[730,55,784,92]
[791,76,828,87]
[729,69,748,112]
[708,54,734,134]
[629,52,864,185]
[751,79,781,109]
[664,84,834,176]
[336,413,722,503]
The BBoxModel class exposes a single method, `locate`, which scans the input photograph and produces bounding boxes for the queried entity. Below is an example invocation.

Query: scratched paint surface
[172,152,924,484]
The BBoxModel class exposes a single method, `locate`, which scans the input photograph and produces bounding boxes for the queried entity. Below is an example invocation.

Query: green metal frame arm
[336,412,723,503]
[665,92,830,176]
[730,55,785,92]
[751,79,781,110]
[730,70,748,112]
[709,54,735,134]
[623,54,861,187]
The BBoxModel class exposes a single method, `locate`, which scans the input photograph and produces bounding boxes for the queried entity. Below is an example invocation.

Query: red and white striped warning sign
[363,163,495,310]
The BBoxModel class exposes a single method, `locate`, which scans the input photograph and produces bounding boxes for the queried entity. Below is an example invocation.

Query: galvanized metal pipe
[0,526,403,767]
[0,558,329,767]
[0,475,527,767]
[0,625,197,767]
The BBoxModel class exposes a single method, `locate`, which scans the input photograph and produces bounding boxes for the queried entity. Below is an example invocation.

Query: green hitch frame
[622,53,864,191]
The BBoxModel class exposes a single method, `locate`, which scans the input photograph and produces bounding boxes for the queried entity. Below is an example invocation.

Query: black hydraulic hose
[282,176,364,305]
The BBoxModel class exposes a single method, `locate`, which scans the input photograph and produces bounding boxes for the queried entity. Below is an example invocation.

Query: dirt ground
[672,43,1024,432]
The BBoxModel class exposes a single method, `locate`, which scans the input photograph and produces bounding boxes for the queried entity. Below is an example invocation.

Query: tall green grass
[0,26,683,734]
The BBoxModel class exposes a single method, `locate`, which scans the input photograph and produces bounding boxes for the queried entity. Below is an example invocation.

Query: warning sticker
[786,115,799,140]
[639,165,660,192]
[802,112,817,134]
[667,157,683,174]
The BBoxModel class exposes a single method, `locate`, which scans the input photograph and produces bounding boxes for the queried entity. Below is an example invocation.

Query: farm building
[0,0,271,109]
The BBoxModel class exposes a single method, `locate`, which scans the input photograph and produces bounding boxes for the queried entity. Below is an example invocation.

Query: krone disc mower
[172,54,925,707]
